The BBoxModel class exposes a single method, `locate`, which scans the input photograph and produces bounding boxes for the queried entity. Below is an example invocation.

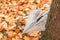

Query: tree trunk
[41,0,60,40]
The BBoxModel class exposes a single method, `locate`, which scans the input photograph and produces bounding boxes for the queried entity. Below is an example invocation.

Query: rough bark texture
[41,0,60,40]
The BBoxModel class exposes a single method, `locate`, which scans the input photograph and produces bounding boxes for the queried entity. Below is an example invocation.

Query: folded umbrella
[22,4,50,34]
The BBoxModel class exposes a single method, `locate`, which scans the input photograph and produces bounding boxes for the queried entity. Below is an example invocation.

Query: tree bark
[41,0,60,40]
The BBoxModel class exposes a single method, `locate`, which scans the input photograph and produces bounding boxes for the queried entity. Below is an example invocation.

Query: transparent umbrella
[22,4,50,34]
